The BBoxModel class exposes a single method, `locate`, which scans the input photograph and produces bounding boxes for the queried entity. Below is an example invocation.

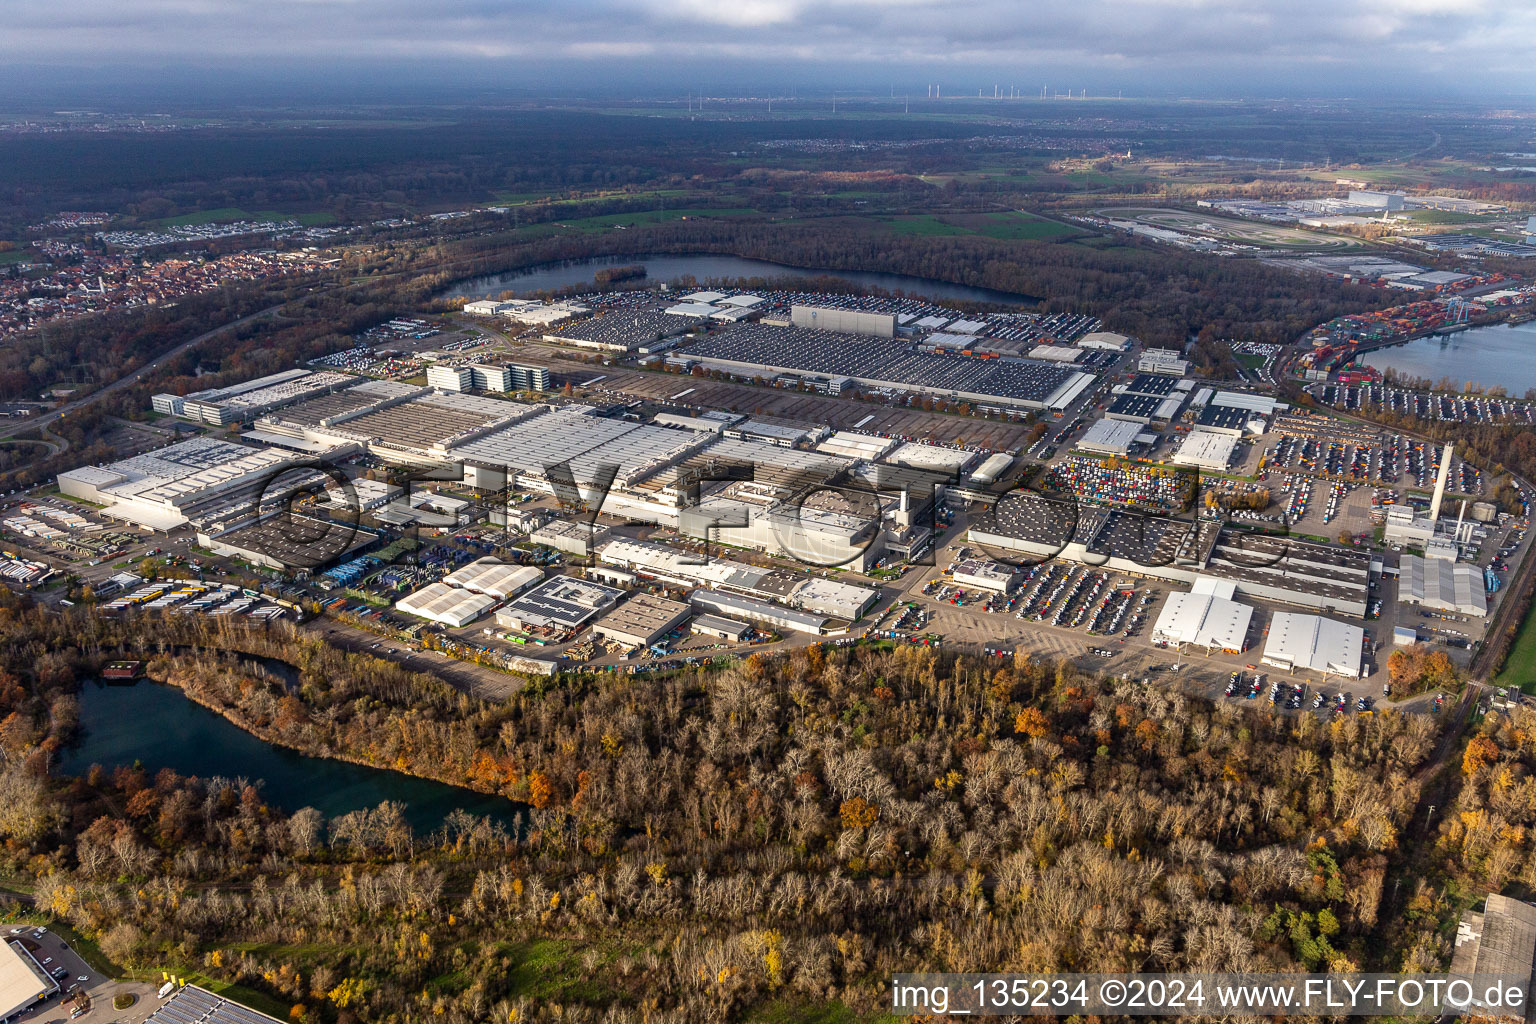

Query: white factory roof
[1076,331,1130,351]
[1261,612,1364,678]
[1152,579,1253,651]
[453,408,642,475]
[1,938,53,1021]
[679,291,728,303]
[599,538,770,591]
[1029,345,1083,363]
[1172,429,1239,471]
[786,576,877,620]
[719,294,765,307]
[1210,391,1281,416]
[1400,554,1487,617]
[441,558,544,599]
[1077,417,1143,456]
[968,451,1014,484]
[816,431,898,461]
[925,332,975,350]
[665,302,720,317]
[946,319,986,334]
[886,442,977,475]
[396,582,497,627]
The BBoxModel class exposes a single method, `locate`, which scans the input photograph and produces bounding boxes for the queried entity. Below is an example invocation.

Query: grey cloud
[2,0,1533,93]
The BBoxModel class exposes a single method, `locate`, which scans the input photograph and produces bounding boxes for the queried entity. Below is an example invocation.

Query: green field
[0,248,28,265]
[1399,209,1486,225]
[966,211,1080,240]
[877,211,1079,240]
[1496,600,1536,693]
[555,207,759,232]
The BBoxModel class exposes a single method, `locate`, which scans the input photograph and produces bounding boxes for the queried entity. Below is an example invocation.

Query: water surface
[61,681,520,834]
[1360,320,1536,395]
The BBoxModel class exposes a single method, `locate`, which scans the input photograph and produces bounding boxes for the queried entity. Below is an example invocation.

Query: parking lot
[8,925,157,1024]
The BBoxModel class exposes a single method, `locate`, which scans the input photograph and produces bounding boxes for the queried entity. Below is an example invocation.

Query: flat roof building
[1400,553,1488,617]
[592,592,692,647]
[530,519,612,557]
[59,437,333,532]
[688,588,828,635]
[691,613,751,641]
[1172,429,1240,472]
[1138,348,1190,376]
[0,938,58,1023]
[951,558,1021,594]
[497,575,626,634]
[1261,611,1364,678]
[1077,331,1130,351]
[1152,578,1253,653]
[1077,417,1144,456]
[1195,403,1258,436]
[1449,894,1536,1022]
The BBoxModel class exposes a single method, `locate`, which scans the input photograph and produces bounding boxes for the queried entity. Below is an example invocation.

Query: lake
[1360,320,1536,395]
[442,253,1039,306]
[59,681,521,834]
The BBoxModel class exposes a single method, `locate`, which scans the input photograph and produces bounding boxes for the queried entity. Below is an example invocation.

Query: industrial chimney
[1429,445,1453,523]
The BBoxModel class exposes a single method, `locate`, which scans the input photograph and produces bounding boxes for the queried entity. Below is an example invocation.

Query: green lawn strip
[503,938,624,1003]
[556,208,759,232]
[1495,599,1536,692]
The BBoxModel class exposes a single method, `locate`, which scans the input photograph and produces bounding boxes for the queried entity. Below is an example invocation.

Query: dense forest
[2,102,1531,231]
[0,594,1505,1023]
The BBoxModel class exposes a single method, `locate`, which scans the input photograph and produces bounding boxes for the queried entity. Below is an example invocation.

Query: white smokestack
[1430,445,1453,522]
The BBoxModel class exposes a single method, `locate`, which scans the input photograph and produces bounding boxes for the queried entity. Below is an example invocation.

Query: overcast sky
[3,0,1534,101]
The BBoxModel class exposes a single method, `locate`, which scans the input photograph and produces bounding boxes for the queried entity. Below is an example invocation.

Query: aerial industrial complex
[24,281,1516,699]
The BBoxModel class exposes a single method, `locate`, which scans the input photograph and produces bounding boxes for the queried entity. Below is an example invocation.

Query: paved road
[0,303,288,442]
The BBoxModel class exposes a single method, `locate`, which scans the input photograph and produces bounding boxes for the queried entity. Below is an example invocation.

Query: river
[441,253,1038,306]
[1360,320,1536,395]
[59,681,522,834]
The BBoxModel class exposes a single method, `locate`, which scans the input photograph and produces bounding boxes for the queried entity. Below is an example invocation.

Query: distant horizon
[3,0,1535,109]
[0,66,1533,115]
